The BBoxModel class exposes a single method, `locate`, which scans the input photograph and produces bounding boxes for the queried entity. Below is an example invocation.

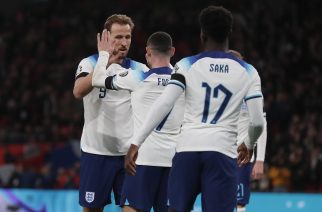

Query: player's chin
[118,50,128,58]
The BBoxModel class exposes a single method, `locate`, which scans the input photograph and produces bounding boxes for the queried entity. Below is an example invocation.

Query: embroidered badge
[119,71,128,77]
[85,192,95,203]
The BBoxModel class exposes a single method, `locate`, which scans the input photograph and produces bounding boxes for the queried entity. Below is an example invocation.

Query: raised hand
[97,29,109,52]
[97,30,116,53]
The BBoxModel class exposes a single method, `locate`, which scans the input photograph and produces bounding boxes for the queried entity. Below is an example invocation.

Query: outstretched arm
[132,83,183,146]
[125,82,184,175]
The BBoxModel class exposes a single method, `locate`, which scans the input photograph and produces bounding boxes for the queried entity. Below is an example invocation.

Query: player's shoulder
[174,53,201,72]
[79,54,99,67]
[142,66,173,80]
[238,60,258,76]
[122,58,149,71]
[175,51,258,75]
[224,53,259,78]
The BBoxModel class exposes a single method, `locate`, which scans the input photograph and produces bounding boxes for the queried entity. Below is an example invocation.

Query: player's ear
[146,46,152,57]
[169,47,175,57]
[200,31,207,44]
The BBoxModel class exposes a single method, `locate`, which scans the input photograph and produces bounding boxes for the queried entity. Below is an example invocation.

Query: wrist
[99,51,109,57]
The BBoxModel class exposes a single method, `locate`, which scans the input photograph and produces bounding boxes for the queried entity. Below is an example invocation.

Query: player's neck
[203,39,229,52]
[149,58,171,69]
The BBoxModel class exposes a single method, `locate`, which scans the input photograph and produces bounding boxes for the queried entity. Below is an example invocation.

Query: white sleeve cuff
[92,51,110,87]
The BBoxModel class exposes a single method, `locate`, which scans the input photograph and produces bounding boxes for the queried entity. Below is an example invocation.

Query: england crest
[85,192,95,203]
[119,71,128,77]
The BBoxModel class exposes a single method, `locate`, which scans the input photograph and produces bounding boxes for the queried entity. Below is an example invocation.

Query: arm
[73,29,113,98]
[73,72,93,99]
[131,83,184,146]
[245,98,265,150]
[74,50,112,98]
[92,29,128,88]
[73,57,94,99]
[252,115,267,179]
[92,51,111,88]
[92,52,139,91]
[125,74,185,175]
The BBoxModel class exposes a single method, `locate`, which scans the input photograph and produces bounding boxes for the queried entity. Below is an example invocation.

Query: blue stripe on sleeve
[168,80,185,90]
[244,94,263,101]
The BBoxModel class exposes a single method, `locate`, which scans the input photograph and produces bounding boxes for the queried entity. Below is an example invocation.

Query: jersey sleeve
[167,61,188,90]
[244,66,263,101]
[75,58,93,79]
[168,73,186,91]
[173,59,189,76]
[112,67,142,91]
[256,113,267,161]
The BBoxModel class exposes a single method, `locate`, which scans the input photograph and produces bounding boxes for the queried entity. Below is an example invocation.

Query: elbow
[73,88,84,100]
[252,125,264,136]
[252,118,265,133]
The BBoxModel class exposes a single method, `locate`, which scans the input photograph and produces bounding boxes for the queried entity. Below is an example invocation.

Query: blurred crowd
[0,0,321,191]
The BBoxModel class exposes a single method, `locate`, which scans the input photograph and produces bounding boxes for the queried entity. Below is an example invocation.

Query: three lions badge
[85,192,95,203]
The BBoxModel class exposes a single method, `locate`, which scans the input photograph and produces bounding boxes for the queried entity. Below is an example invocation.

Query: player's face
[109,23,132,59]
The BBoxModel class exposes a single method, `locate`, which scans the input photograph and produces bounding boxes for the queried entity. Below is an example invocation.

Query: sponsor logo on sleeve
[174,64,179,73]
[119,71,129,77]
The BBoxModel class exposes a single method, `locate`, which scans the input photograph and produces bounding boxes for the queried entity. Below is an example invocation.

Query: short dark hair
[104,14,134,31]
[199,6,233,43]
[147,31,173,55]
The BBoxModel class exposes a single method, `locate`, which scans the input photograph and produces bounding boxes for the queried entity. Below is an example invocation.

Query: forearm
[131,84,183,147]
[92,51,110,88]
[256,115,267,161]
[246,98,265,149]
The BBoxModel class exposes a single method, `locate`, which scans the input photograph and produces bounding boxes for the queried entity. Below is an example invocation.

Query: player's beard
[113,48,128,59]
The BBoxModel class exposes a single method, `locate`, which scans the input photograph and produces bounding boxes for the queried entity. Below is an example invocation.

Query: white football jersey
[75,54,148,155]
[237,101,267,161]
[110,66,184,167]
[170,51,263,158]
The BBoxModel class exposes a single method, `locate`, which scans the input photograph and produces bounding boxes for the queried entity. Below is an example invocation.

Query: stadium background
[0,0,321,211]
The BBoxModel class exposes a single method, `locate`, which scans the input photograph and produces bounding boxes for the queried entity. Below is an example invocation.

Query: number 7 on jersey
[201,83,232,124]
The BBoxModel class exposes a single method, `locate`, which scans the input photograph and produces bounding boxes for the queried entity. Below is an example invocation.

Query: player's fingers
[106,31,110,43]
[254,173,260,180]
[256,172,263,179]
[237,153,245,166]
[240,154,250,166]
[239,158,247,166]
[125,160,135,176]
[97,33,101,43]
[128,160,136,176]
[102,29,107,42]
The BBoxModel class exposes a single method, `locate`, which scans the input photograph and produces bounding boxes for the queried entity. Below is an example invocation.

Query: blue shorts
[237,162,253,205]
[79,151,124,208]
[120,165,170,212]
[168,151,237,212]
